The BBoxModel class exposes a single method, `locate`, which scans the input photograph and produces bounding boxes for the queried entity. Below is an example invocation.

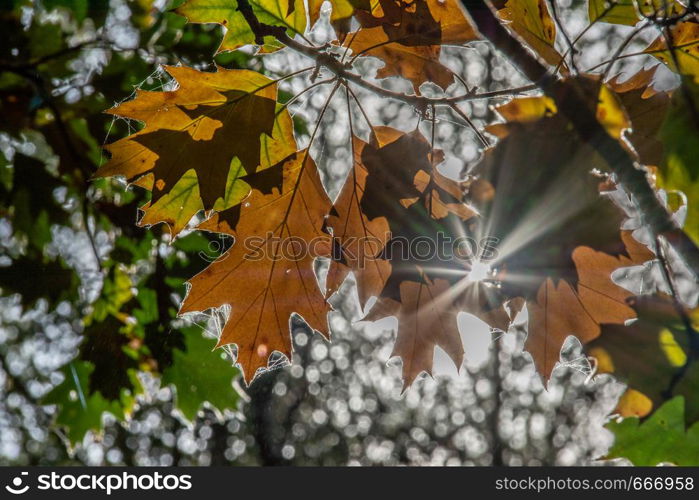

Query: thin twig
[447,102,489,147]
[547,0,578,73]
[601,24,650,81]
[234,0,538,110]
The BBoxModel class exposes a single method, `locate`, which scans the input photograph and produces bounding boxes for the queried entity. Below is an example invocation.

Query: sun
[467,260,492,282]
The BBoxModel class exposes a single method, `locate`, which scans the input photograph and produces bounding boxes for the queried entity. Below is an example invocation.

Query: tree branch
[234,0,536,110]
[235,0,699,275]
[459,0,699,277]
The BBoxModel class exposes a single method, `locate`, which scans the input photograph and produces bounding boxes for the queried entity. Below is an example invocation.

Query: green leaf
[80,315,142,401]
[87,265,134,324]
[43,361,139,445]
[0,149,11,191]
[68,118,103,166]
[588,0,685,26]
[138,159,251,238]
[588,0,638,26]
[175,0,307,53]
[658,78,699,243]
[161,326,240,421]
[27,21,65,61]
[606,397,699,465]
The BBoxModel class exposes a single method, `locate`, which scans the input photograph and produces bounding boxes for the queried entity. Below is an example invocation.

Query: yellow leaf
[645,21,699,83]
[498,0,563,68]
[616,389,654,418]
[589,0,686,26]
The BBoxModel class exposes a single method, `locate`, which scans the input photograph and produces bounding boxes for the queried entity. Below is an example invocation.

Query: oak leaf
[325,126,476,312]
[162,326,241,421]
[324,134,392,308]
[472,83,652,382]
[179,152,332,383]
[345,27,456,92]
[175,0,307,53]
[526,231,654,381]
[588,0,640,26]
[43,361,138,444]
[364,275,512,385]
[357,128,477,297]
[487,76,629,139]
[308,0,371,38]
[329,127,504,385]
[344,0,478,92]
[497,0,563,68]
[353,0,477,43]
[605,396,699,466]
[645,21,699,83]
[96,66,294,236]
[588,0,685,26]
[363,276,463,386]
[358,128,474,225]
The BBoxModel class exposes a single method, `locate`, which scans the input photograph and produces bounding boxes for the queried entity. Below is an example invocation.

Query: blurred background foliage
[0,0,693,465]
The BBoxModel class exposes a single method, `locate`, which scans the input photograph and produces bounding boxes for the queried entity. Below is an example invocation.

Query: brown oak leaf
[179,152,332,383]
[96,66,280,210]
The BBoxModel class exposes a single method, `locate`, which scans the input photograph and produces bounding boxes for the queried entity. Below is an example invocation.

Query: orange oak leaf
[354,128,479,301]
[365,276,465,386]
[345,27,455,92]
[358,128,468,222]
[196,165,286,235]
[364,275,512,386]
[179,152,332,383]
[354,0,477,43]
[96,66,280,211]
[425,0,479,45]
[324,134,392,308]
[526,231,655,382]
[495,0,564,68]
[344,0,478,92]
[325,126,476,310]
[412,166,477,221]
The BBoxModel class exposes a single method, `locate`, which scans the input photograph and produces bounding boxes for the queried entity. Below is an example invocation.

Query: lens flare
[467,260,491,282]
